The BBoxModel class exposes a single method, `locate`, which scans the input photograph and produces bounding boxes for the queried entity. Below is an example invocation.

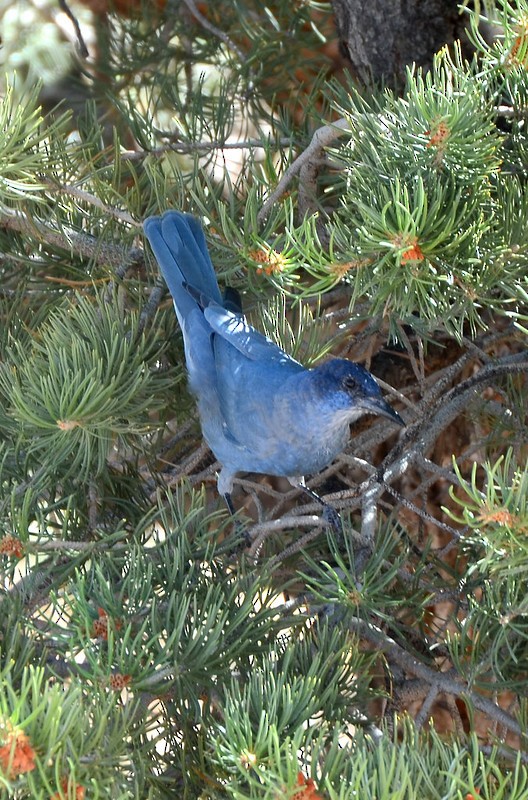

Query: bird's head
[311,359,404,427]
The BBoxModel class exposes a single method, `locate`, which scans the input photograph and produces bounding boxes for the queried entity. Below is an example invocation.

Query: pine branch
[0,207,141,269]
[1,1,528,794]
[350,617,524,740]
[122,137,294,158]
[257,117,350,224]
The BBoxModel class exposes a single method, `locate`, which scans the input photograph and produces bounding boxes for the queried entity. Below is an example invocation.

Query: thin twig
[46,181,138,227]
[164,442,213,487]
[257,118,351,224]
[248,515,328,560]
[409,683,438,730]
[445,693,466,739]
[57,0,89,57]
[266,524,331,568]
[122,137,294,159]
[181,0,247,62]
[388,354,528,471]
[350,618,524,738]
[383,484,464,540]
[138,283,166,335]
[0,208,141,269]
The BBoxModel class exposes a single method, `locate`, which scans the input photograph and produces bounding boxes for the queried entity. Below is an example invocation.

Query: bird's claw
[322,504,342,533]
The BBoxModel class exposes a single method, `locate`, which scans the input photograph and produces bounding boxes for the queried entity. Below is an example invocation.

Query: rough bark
[330,0,465,87]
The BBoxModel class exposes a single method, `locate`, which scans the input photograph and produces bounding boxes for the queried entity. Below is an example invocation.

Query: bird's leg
[293,479,343,533]
[218,470,240,522]
[222,491,253,549]
[223,492,237,517]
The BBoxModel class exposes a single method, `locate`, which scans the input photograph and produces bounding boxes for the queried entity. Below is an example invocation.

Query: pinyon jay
[144,210,404,521]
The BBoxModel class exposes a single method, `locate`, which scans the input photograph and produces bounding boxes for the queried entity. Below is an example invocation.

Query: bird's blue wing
[180,281,303,445]
[208,303,304,447]
[204,302,301,365]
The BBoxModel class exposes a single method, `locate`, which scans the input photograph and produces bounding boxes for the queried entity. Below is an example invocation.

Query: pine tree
[0,1,527,798]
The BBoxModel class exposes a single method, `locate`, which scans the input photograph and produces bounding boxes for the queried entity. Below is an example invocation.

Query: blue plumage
[144,210,404,517]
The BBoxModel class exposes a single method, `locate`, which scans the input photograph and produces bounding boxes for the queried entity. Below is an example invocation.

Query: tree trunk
[330,0,465,87]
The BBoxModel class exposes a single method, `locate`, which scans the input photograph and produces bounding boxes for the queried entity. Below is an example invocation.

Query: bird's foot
[295,481,342,534]
[322,503,343,534]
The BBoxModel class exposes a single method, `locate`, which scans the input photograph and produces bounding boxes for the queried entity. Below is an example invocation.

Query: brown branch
[248,515,328,561]
[351,618,524,739]
[181,0,247,62]
[257,118,351,224]
[0,208,141,269]
[122,137,294,159]
[46,182,138,226]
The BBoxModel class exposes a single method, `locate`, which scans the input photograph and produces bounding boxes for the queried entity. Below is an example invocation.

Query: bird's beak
[361,396,405,426]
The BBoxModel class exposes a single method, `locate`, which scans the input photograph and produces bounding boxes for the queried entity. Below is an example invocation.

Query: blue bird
[144,210,404,524]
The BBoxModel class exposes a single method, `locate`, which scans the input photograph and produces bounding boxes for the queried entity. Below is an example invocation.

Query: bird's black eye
[343,375,359,392]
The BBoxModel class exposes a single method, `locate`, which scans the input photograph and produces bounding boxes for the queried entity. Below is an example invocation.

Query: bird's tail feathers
[144,211,222,308]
